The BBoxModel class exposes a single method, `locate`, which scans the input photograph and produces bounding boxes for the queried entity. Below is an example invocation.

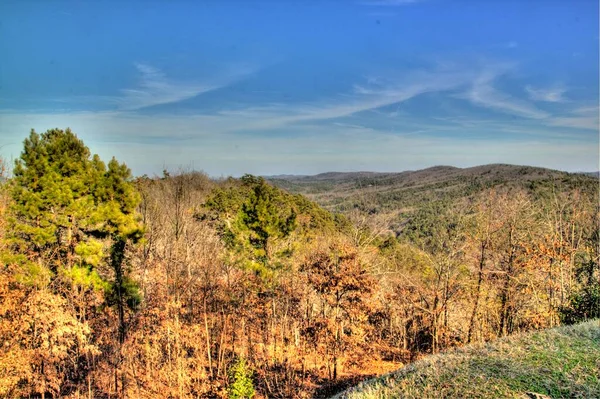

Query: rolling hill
[268,164,599,236]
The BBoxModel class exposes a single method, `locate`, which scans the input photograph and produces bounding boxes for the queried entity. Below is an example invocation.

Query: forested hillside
[0,129,598,399]
[268,165,599,238]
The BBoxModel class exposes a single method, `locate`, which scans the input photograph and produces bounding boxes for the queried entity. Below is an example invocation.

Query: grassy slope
[332,320,600,399]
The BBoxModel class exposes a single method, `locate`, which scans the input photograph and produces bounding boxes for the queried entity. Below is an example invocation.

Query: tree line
[0,129,598,398]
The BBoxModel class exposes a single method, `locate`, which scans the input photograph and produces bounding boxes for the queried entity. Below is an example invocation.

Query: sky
[0,0,598,177]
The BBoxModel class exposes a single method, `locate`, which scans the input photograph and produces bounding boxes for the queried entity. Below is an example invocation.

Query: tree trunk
[111,238,127,345]
[468,241,486,343]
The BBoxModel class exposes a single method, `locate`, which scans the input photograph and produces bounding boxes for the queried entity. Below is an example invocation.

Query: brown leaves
[0,269,97,398]
[300,238,378,379]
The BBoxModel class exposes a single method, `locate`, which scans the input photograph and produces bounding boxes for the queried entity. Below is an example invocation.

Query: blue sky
[0,0,598,176]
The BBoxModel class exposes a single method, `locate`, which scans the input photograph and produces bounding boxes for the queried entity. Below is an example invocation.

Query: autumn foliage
[0,129,598,398]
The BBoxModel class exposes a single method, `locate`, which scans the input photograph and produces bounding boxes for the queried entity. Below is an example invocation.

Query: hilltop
[268,164,597,208]
[333,320,600,399]
[268,164,599,236]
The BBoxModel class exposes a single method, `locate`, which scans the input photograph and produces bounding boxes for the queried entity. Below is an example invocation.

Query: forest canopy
[0,128,598,399]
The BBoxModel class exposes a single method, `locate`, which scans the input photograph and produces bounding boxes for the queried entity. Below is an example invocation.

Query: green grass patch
[333,320,600,399]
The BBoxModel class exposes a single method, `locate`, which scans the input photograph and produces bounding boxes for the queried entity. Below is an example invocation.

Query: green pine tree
[10,128,143,341]
[203,175,297,279]
[238,176,297,268]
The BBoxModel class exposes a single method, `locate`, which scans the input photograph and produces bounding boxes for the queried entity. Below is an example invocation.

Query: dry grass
[332,320,600,399]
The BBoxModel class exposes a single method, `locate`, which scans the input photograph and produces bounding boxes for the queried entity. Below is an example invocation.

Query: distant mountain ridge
[266,164,599,191]
[267,164,599,236]
[578,171,600,178]
[266,164,598,182]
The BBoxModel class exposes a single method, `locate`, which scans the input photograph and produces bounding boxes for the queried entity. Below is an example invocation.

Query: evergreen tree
[203,175,297,278]
[238,176,296,268]
[10,128,143,341]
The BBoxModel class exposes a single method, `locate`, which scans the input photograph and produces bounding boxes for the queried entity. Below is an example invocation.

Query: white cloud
[461,74,597,130]
[462,68,550,119]
[2,60,597,176]
[214,67,475,129]
[2,106,597,177]
[547,105,599,130]
[525,85,567,102]
[114,62,255,110]
[20,63,256,112]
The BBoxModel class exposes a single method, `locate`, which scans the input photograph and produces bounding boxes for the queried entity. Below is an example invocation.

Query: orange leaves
[300,238,378,379]
[0,268,97,398]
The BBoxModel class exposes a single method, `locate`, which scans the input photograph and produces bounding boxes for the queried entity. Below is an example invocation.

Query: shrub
[228,357,255,399]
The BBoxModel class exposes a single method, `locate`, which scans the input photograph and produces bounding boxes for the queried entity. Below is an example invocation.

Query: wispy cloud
[460,70,598,130]
[2,59,597,176]
[116,63,254,111]
[1,109,596,176]
[13,62,257,113]
[525,85,567,102]
[548,105,599,130]
[214,67,474,130]
[462,68,550,119]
